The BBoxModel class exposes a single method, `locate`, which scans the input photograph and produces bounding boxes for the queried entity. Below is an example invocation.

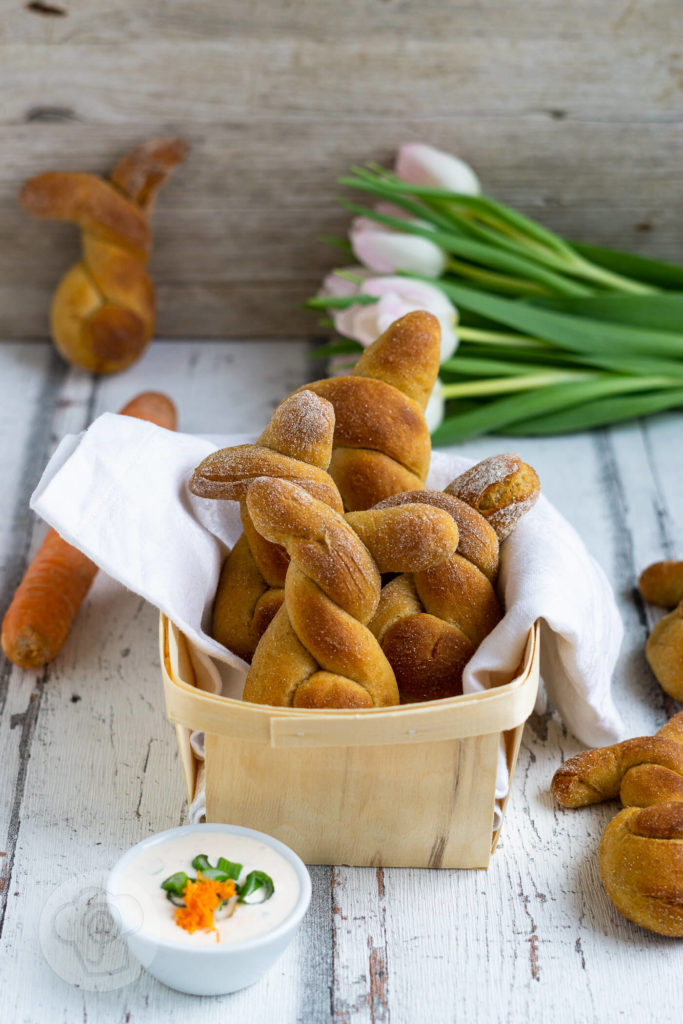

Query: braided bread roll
[599,802,683,936]
[365,454,537,703]
[551,712,683,809]
[189,391,342,662]
[243,477,460,708]
[300,311,441,511]
[20,137,188,374]
[368,490,502,703]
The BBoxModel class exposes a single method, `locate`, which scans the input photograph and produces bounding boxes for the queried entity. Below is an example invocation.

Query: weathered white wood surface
[2,0,683,336]
[0,338,681,1023]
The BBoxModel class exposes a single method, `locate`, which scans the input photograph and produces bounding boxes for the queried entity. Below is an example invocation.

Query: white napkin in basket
[31,415,625,818]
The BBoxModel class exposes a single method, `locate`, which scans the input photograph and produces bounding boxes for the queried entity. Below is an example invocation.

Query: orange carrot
[1,390,177,669]
[174,875,237,938]
[117,391,177,430]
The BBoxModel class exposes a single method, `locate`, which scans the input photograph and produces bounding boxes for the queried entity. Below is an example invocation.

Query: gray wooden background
[1,0,681,339]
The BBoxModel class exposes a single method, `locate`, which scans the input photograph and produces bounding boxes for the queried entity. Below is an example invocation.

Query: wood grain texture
[1,0,682,336]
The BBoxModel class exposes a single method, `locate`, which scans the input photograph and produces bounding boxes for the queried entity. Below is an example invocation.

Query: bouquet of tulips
[308,143,683,442]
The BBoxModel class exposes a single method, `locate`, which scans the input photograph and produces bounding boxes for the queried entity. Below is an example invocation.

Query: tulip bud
[350,217,447,278]
[396,142,481,195]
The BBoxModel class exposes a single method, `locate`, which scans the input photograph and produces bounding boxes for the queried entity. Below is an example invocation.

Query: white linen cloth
[31,414,626,821]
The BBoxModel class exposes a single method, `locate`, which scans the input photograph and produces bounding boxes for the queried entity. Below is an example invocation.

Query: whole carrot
[1,391,177,669]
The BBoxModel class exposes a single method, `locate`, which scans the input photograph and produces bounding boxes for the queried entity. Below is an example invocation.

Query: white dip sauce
[110,832,301,946]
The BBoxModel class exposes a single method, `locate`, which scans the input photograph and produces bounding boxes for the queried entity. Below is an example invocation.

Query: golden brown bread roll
[300,311,441,510]
[243,477,460,708]
[366,456,541,704]
[599,802,683,937]
[446,453,540,541]
[20,138,188,374]
[639,560,683,607]
[645,602,683,701]
[551,712,683,809]
[189,391,342,662]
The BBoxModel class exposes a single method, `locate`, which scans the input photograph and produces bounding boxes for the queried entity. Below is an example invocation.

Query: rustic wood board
[0,337,681,1022]
[1,0,682,336]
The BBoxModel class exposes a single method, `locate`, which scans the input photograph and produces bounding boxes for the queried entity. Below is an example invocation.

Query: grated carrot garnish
[174,872,237,941]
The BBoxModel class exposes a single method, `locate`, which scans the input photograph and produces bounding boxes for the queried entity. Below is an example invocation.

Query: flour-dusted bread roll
[189,390,342,662]
[243,477,460,709]
[599,801,683,937]
[367,455,538,703]
[551,712,683,808]
[300,311,441,511]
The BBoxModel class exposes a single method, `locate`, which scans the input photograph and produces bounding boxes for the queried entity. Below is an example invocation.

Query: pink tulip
[350,217,447,278]
[319,271,458,363]
[396,142,481,195]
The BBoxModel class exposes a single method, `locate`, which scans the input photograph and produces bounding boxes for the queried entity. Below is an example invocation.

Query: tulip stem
[440,369,597,399]
[456,326,551,348]
[446,260,550,296]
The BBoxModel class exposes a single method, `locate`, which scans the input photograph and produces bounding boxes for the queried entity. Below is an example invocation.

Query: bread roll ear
[353,310,442,409]
[258,390,337,468]
[446,453,540,541]
[20,171,150,256]
[300,311,440,510]
[110,137,189,211]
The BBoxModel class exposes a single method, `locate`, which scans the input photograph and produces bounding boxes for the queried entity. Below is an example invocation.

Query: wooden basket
[160,615,540,869]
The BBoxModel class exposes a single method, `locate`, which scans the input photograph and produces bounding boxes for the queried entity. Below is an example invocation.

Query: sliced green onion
[217,857,243,881]
[238,870,275,904]
[161,871,190,897]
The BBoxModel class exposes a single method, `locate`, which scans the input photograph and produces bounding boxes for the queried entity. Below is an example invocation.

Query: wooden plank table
[0,337,681,1023]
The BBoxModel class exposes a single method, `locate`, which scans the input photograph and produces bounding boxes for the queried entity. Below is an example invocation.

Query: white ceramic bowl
[106,823,311,996]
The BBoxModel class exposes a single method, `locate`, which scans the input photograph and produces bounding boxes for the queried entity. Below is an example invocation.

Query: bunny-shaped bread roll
[20,137,187,373]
